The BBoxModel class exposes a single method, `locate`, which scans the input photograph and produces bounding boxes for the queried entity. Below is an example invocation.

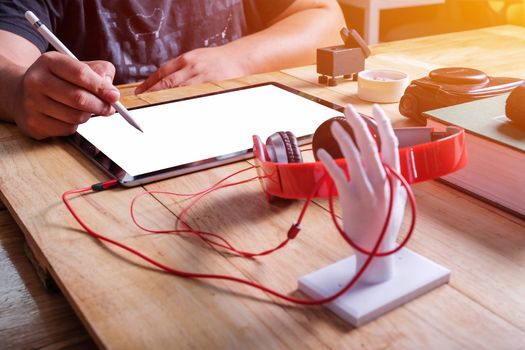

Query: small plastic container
[358,69,409,103]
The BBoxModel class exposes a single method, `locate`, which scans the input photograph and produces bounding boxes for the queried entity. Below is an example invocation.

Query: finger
[317,148,348,192]
[344,104,385,186]
[143,66,194,93]
[87,60,116,83]
[40,114,79,136]
[42,52,120,103]
[22,113,78,140]
[42,73,115,116]
[332,122,373,197]
[373,104,400,171]
[178,74,205,87]
[135,58,184,93]
[38,95,93,124]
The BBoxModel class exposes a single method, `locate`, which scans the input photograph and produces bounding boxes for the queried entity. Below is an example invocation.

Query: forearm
[0,31,40,123]
[228,2,345,74]
[0,57,26,123]
[135,1,346,93]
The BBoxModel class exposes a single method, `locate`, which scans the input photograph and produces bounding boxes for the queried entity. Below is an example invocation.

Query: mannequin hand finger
[317,148,349,192]
[332,121,373,197]
[344,104,385,186]
[373,104,400,172]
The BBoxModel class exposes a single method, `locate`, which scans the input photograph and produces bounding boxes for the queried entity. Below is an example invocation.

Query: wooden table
[338,0,445,44]
[1,26,525,349]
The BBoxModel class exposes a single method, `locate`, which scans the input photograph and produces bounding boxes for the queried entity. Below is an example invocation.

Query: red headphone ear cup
[312,117,356,161]
[266,131,303,163]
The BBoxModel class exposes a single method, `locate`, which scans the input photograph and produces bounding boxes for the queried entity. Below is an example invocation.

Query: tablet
[69,82,344,186]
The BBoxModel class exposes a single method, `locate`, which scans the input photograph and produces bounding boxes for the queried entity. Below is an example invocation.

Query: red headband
[253,126,467,200]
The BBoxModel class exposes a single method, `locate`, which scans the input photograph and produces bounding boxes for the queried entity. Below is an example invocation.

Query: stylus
[24,11,144,133]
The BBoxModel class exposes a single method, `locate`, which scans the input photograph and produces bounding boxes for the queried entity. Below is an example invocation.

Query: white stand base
[298,248,450,327]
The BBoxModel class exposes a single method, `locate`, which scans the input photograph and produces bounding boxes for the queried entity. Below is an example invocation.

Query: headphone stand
[298,248,450,327]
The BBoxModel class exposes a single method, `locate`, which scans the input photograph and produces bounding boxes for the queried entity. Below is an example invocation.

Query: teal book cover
[424,94,525,153]
[423,94,524,217]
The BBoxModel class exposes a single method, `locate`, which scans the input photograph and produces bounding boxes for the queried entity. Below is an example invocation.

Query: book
[423,94,525,218]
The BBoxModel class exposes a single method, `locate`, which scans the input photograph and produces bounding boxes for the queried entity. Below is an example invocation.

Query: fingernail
[135,85,144,94]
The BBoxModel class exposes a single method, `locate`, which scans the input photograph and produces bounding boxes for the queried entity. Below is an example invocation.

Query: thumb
[86,60,116,85]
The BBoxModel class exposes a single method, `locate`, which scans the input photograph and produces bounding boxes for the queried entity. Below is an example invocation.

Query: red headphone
[253,116,467,200]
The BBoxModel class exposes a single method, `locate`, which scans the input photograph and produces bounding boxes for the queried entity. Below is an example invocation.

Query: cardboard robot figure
[317,28,371,86]
[299,104,451,326]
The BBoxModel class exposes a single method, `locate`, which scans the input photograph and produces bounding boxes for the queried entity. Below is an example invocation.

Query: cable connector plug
[287,223,301,239]
[91,179,119,192]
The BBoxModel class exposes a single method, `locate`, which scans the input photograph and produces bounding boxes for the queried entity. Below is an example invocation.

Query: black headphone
[263,116,370,164]
[265,131,304,164]
[253,116,467,200]
[506,82,525,129]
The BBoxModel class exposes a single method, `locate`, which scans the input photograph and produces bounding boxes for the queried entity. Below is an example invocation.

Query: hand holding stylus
[12,51,120,139]
[317,104,407,284]
[14,11,142,139]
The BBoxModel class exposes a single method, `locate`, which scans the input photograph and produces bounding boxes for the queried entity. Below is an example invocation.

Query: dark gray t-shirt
[0,0,293,84]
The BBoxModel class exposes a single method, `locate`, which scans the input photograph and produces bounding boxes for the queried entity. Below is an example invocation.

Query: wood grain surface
[0,209,94,349]
[1,26,525,349]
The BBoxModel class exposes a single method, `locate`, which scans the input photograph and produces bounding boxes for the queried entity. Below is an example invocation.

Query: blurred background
[339,0,525,43]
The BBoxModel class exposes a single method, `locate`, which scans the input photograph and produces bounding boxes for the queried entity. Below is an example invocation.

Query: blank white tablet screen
[77,84,343,176]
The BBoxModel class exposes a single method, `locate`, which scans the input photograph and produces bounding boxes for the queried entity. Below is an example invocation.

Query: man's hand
[13,52,120,140]
[135,0,344,94]
[135,46,247,94]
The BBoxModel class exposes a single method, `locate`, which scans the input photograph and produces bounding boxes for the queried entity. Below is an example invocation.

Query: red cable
[328,166,416,257]
[130,168,290,258]
[62,163,416,305]
[130,170,329,258]
[174,166,259,231]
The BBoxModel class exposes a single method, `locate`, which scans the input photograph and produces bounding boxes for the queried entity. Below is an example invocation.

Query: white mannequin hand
[317,104,407,284]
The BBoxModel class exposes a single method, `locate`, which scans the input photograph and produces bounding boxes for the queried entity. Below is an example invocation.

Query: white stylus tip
[25,11,39,25]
